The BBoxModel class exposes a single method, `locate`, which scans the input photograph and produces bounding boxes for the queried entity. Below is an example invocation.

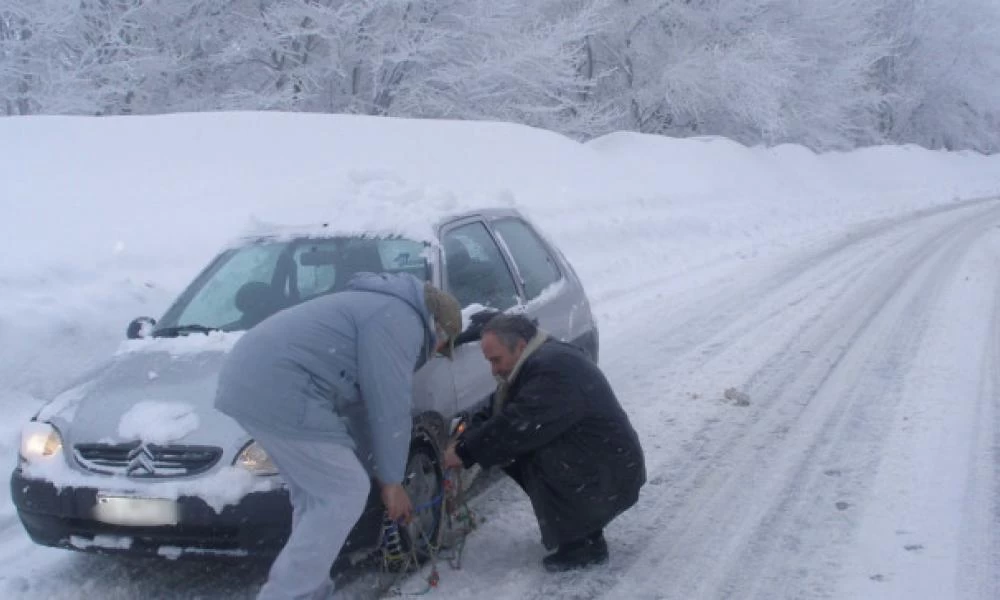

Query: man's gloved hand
[381,482,414,524]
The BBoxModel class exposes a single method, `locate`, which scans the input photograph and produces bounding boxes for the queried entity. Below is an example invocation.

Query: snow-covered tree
[383,0,620,138]
[589,0,890,148]
[1,0,998,151]
[872,0,1000,152]
[0,1,76,115]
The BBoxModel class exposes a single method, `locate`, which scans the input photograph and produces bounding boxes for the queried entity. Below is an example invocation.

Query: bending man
[216,272,462,600]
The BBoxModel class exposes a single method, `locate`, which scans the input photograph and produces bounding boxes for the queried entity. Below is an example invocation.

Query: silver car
[11,207,598,567]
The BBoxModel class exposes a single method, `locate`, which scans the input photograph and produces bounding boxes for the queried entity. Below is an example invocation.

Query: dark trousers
[501,459,602,549]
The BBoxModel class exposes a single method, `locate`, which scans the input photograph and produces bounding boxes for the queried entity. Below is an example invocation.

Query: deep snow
[1,112,999,599]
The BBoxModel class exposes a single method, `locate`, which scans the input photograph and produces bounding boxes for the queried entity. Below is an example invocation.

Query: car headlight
[234,441,279,476]
[19,422,63,465]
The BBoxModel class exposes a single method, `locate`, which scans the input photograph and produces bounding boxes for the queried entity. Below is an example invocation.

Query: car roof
[436,206,525,227]
[229,206,526,246]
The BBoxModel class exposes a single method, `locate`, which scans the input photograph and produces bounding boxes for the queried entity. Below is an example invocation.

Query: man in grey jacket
[215,272,462,600]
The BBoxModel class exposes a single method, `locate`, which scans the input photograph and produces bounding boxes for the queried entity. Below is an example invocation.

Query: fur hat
[423,283,462,357]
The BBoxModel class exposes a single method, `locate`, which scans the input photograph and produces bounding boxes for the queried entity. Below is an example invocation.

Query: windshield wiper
[153,324,220,338]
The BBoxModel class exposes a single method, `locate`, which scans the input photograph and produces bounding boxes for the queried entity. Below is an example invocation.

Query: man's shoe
[542,532,609,572]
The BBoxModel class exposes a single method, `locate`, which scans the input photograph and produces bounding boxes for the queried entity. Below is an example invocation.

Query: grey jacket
[214,272,435,484]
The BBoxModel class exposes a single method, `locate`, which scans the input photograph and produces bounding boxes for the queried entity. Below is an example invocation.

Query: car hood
[41,335,250,454]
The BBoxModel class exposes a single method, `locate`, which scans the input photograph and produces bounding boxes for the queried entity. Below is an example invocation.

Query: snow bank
[2,111,999,405]
[0,112,605,399]
[570,132,1000,309]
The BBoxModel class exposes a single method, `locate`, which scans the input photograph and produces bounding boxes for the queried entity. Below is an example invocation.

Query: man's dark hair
[482,314,538,351]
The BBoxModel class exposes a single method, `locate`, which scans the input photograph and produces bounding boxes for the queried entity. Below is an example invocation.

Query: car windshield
[155,236,430,334]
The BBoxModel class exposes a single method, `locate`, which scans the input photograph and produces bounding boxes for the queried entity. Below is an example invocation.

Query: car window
[442,221,519,310]
[377,239,430,279]
[293,240,340,299]
[492,218,562,300]
[175,243,285,328]
[157,236,428,333]
[295,238,428,300]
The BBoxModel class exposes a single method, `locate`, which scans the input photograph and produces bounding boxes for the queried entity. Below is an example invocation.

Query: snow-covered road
[3,199,999,600]
[373,198,1000,600]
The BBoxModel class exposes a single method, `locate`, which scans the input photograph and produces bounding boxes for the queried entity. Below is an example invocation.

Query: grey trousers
[243,425,371,600]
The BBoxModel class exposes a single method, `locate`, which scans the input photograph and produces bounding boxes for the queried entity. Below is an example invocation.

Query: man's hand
[443,442,464,470]
[381,483,413,524]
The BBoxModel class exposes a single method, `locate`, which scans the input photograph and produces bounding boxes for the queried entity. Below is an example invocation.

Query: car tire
[400,439,444,560]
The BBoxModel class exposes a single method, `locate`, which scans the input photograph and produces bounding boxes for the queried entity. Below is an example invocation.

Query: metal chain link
[371,467,481,598]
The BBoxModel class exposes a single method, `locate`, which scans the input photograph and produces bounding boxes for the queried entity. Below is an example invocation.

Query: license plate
[94,494,179,527]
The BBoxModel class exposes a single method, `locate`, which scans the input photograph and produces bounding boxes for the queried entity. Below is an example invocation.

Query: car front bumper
[10,468,381,562]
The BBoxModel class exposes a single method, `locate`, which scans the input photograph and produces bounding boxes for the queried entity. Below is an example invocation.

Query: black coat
[456,339,645,549]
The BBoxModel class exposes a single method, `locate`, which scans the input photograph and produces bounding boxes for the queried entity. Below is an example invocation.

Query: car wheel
[401,441,444,560]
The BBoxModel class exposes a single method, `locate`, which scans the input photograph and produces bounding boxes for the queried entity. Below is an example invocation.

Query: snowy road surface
[3,199,999,599]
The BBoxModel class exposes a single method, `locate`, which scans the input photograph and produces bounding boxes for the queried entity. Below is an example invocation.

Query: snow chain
[373,467,481,598]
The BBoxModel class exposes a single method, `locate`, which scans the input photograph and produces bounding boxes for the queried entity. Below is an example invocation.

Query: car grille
[73,442,222,478]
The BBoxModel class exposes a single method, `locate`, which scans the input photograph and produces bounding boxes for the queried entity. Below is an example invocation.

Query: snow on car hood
[24,333,281,511]
[41,333,249,451]
[117,400,200,444]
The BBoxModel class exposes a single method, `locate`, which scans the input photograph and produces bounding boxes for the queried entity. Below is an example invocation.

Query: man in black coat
[443,314,646,572]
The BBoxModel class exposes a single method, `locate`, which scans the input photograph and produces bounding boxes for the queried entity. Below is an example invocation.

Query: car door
[439,218,522,414]
[487,216,588,347]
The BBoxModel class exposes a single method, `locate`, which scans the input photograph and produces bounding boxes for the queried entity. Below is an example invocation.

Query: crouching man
[444,314,645,572]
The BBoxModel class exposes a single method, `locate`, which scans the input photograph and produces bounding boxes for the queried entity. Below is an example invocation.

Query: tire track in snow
[593,202,1000,600]
[983,268,1000,597]
[716,205,1000,599]
[940,222,1000,600]
[981,259,1000,598]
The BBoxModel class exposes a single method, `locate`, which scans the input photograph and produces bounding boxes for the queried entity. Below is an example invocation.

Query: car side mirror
[127,317,157,339]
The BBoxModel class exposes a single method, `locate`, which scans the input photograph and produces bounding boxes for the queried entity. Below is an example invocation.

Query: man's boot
[542,530,609,572]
